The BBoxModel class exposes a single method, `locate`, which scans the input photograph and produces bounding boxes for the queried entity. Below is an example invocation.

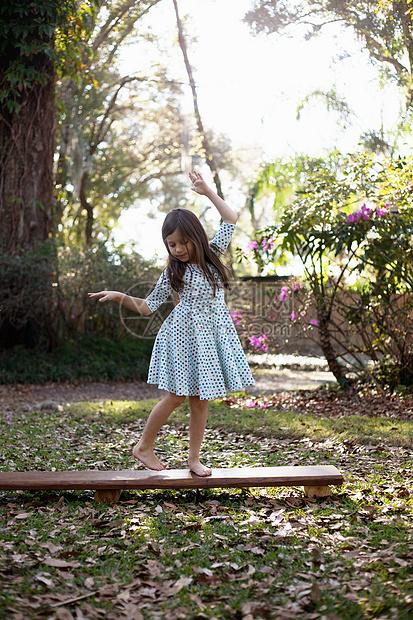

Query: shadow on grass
[69,398,413,449]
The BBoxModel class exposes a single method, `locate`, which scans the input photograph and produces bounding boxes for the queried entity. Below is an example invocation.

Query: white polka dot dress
[145,221,255,400]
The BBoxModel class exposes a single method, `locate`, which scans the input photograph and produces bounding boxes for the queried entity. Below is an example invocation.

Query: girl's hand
[189,171,210,196]
[88,291,120,303]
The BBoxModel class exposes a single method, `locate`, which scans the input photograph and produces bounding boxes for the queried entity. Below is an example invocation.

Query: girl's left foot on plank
[132,445,166,471]
[188,459,212,477]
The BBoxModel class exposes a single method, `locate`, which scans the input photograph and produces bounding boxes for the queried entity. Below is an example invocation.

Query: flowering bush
[249,333,268,352]
[229,311,244,326]
[244,151,413,390]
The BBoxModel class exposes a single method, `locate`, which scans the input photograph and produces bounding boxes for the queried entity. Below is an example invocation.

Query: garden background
[1,1,413,619]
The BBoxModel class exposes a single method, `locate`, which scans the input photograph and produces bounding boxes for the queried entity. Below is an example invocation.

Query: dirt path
[0,365,335,409]
[0,381,164,407]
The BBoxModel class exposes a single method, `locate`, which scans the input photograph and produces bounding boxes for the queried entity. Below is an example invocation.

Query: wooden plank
[0,466,343,491]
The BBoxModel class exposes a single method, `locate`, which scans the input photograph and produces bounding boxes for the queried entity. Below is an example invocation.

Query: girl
[88,171,254,476]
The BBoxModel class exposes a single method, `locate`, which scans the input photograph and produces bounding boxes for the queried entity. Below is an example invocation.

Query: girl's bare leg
[187,395,211,477]
[132,392,186,470]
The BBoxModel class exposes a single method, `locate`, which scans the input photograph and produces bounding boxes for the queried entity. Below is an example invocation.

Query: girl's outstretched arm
[189,171,238,224]
[88,291,151,315]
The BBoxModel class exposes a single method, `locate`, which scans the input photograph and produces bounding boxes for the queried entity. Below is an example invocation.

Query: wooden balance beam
[0,465,343,503]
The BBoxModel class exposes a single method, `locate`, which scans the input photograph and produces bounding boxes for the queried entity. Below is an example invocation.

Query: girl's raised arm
[189,171,238,225]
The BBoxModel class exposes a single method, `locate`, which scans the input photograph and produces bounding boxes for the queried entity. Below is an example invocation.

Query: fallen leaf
[311,582,321,602]
[163,574,193,596]
[116,589,131,603]
[34,572,54,587]
[84,577,94,589]
[43,558,80,568]
[15,512,33,519]
[55,609,74,620]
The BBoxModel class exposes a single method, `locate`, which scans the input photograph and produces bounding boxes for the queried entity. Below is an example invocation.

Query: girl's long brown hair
[162,208,232,296]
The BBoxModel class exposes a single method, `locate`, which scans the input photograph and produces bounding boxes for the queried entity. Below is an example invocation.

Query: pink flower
[246,399,256,408]
[310,319,318,326]
[248,333,268,351]
[260,402,269,409]
[71,314,75,319]
[348,204,372,224]
[291,311,296,321]
[230,311,243,326]
[361,204,372,220]
[61,301,67,307]
[348,211,363,223]
[278,286,288,302]
[376,205,389,217]
[246,240,259,252]
[293,283,300,291]
[262,236,274,252]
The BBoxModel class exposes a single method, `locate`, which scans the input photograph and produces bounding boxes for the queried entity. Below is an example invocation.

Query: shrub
[244,151,413,391]
[0,334,154,384]
[56,241,161,340]
[0,242,57,349]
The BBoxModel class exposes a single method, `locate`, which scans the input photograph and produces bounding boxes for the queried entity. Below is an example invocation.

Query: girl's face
[166,229,196,262]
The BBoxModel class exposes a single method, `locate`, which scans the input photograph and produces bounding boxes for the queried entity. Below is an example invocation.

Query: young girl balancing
[88,171,254,477]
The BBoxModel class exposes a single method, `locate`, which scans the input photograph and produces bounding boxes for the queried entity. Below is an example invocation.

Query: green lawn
[1,396,412,619]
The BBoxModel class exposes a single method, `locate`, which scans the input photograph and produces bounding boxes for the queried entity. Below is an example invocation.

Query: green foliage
[0,242,57,347]
[0,236,161,355]
[0,0,98,113]
[54,0,191,244]
[57,240,160,338]
[56,68,187,244]
[374,354,413,393]
[244,0,413,108]
[296,87,355,126]
[245,151,413,389]
[0,335,153,383]
[247,155,325,219]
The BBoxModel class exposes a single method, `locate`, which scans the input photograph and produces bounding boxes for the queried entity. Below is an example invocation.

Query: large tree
[0,0,96,251]
[0,1,96,347]
[244,0,413,108]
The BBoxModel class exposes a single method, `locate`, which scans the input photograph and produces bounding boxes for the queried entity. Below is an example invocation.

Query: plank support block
[94,489,122,504]
[303,485,332,499]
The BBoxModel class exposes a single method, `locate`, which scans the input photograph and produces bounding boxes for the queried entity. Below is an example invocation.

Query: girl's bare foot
[132,445,166,471]
[188,459,212,477]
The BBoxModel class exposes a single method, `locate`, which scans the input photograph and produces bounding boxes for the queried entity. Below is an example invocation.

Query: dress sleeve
[210,221,236,256]
[144,270,173,313]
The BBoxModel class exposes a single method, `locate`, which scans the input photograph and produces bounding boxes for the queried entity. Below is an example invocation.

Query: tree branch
[172,0,225,199]
[92,0,162,54]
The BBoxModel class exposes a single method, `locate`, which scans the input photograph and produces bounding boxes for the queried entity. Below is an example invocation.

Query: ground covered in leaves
[1,387,413,619]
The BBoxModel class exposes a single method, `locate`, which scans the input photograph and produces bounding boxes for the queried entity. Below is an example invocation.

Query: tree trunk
[0,54,57,349]
[79,171,94,246]
[0,57,55,250]
[316,306,347,386]
[172,0,225,200]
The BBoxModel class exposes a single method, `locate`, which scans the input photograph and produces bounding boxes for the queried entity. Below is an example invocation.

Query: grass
[1,394,412,619]
[70,397,413,449]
